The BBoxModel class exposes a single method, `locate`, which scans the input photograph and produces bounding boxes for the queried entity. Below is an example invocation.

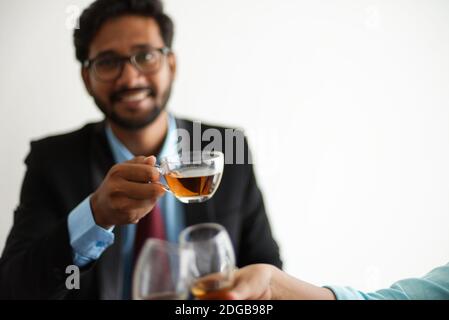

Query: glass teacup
[155,151,224,203]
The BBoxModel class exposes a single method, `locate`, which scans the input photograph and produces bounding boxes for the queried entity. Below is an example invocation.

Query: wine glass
[132,238,194,300]
[179,223,236,299]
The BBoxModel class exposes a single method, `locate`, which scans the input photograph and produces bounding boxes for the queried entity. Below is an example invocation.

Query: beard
[94,84,173,130]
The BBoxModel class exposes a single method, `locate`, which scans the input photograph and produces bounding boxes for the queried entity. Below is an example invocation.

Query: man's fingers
[118,179,166,200]
[125,155,157,165]
[116,164,161,183]
[143,156,157,166]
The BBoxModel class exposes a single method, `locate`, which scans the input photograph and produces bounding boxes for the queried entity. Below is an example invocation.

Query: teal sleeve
[324,262,449,300]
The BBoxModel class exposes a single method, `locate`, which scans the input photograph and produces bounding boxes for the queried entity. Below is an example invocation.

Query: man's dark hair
[73,0,174,63]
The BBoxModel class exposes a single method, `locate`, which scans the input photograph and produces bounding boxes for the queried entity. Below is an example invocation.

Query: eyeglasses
[83,47,171,82]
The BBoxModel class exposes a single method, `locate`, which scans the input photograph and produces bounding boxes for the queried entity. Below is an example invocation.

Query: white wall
[1,0,449,293]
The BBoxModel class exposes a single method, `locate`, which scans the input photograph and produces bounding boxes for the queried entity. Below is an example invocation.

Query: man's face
[82,15,176,130]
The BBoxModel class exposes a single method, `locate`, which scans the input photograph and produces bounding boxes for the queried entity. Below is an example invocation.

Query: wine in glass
[179,223,236,299]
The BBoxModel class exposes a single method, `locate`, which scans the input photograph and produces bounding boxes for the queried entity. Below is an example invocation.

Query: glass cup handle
[151,164,172,193]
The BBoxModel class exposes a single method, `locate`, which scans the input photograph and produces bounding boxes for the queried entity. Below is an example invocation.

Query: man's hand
[90,155,165,229]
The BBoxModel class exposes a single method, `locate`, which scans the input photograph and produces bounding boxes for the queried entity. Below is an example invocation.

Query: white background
[1,0,448,292]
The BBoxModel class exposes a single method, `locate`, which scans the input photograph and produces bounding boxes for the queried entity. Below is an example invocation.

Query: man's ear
[167,52,177,81]
[81,67,93,96]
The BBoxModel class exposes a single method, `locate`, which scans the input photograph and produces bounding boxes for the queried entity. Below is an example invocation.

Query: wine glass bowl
[179,223,236,299]
[132,239,193,300]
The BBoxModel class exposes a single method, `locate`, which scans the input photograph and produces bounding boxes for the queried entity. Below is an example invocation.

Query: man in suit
[0,0,281,299]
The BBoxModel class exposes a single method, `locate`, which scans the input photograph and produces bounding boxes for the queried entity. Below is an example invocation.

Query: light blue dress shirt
[325,262,449,299]
[67,114,185,274]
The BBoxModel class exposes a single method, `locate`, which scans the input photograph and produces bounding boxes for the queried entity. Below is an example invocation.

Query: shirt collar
[105,113,178,164]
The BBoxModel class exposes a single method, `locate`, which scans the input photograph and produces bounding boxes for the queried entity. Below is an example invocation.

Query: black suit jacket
[0,117,282,299]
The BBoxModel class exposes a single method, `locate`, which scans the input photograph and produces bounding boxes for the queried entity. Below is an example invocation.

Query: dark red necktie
[133,203,166,262]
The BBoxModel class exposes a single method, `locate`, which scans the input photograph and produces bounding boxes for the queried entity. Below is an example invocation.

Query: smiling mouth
[114,88,154,103]
[120,91,150,102]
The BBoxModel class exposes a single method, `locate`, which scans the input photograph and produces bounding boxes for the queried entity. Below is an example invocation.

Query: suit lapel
[89,121,124,300]
[89,121,114,191]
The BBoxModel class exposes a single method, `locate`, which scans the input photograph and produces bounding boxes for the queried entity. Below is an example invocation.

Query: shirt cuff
[67,196,115,265]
